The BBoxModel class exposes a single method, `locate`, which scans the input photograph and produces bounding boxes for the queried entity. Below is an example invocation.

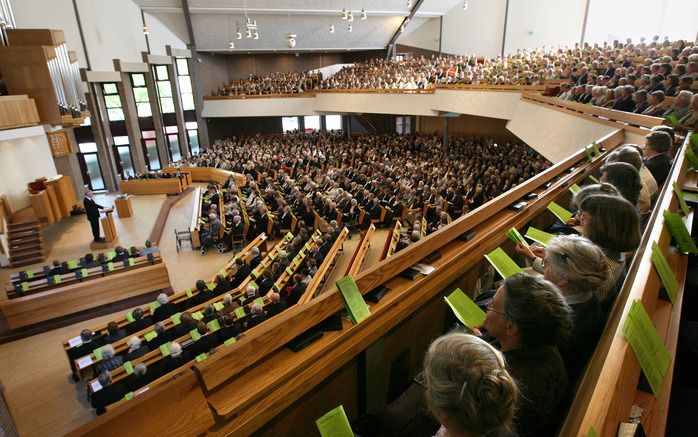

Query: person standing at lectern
[84,190,106,242]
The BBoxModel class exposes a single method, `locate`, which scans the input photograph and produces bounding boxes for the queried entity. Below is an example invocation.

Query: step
[9,221,39,231]
[9,242,44,254]
[7,229,41,239]
[10,248,45,261]
[9,238,43,248]
[9,232,42,242]
[10,255,46,268]
[8,226,40,236]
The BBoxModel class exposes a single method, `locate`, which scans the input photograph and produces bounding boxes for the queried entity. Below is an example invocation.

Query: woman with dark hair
[519,192,639,305]
[483,273,573,436]
[600,161,643,207]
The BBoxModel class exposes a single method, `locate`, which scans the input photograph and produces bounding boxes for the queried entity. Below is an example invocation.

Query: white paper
[413,263,436,275]
[68,336,83,347]
[77,356,93,369]
[91,380,103,392]
[136,387,150,395]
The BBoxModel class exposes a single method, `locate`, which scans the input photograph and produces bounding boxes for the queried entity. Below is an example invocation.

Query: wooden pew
[6,253,158,298]
[560,132,695,436]
[345,224,375,276]
[299,228,349,304]
[119,178,184,195]
[65,235,269,379]
[189,187,203,248]
[8,246,145,285]
[380,221,403,261]
[170,166,246,187]
[269,230,323,295]
[0,263,172,331]
[67,369,214,437]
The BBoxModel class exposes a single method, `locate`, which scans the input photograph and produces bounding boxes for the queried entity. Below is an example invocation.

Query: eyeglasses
[486,302,506,317]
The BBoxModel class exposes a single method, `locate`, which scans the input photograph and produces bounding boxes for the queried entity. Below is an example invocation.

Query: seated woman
[600,162,643,209]
[423,332,518,437]
[518,190,640,306]
[483,273,573,436]
[542,235,610,381]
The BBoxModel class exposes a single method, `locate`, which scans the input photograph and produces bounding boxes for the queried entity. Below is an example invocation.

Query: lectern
[100,208,117,242]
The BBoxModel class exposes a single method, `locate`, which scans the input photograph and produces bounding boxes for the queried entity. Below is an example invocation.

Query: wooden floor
[0,190,389,436]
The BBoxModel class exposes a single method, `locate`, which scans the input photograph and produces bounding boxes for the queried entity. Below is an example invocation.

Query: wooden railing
[560,132,695,436]
[71,127,673,436]
[345,224,375,277]
[299,227,349,305]
[522,93,665,133]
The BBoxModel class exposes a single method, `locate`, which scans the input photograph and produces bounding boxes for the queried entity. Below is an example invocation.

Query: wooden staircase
[7,208,45,268]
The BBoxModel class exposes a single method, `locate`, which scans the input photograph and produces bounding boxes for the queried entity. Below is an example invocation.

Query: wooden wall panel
[418,114,521,144]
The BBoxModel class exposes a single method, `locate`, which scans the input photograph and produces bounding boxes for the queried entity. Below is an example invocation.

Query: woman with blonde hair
[424,332,518,437]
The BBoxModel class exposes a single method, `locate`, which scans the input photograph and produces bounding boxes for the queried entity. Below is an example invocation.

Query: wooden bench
[169,166,246,186]
[6,253,158,299]
[64,235,269,379]
[119,178,185,195]
[381,221,403,261]
[0,262,172,331]
[560,132,695,436]
[345,224,375,276]
[299,228,349,304]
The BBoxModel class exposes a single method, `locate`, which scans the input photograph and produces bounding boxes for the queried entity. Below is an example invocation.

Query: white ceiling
[135,0,460,52]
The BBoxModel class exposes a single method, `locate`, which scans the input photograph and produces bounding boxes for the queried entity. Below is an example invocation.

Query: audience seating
[119,177,187,195]
[0,262,171,331]
[381,221,403,261]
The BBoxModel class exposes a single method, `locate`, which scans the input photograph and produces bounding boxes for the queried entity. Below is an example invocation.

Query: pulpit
[114,197,133,218]
[100,208,117,242]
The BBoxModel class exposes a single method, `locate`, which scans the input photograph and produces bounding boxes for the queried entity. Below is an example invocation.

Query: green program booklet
[547,201,573,223]
[336,275,370,325]
[484,247,522,279]
[663,210,698,253]
[316,405,354,437]
[650,242,679,304]
[525,227,555,247]
[506,227,529,248]
[444,288,486,328]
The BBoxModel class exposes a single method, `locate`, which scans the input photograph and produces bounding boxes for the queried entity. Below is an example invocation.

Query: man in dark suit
[231,258,251,288]
[152,293,179,323]
[643,130,673,189]
[83,190,107,242]
[68,329,105,381]
[91,371,127,415]
[212,274,233,297]
[189,322,218,357]
[127,308,152,334]
[266,292,287,318]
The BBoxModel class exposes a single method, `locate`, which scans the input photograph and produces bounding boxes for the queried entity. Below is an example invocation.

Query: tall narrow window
[175,58,195,111]
[102,83,124,121]
[131,73,152,117]
[153,65,175,114]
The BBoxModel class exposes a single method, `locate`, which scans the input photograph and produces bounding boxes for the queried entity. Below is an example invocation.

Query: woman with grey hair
[542,234,610,381]
[423,332,518,437]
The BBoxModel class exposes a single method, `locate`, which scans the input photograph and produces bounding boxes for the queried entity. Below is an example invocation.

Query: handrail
[299,227,349,305]
[345,224,375,277]
[522,93,664,130]
[560,132,694,436]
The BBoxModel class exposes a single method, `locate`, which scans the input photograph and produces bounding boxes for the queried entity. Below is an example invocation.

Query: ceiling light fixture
[329,23,335,33]
[463,1,469,10]
[360,8,367,20]
[236,28,242,39]
[341,8,348,19]
[246,28,252,38]
[229,41,235,50]
[348,24,353,32]
[407,0,412,8]
[400,24,405,33]
[142,26,149,35]
[253,30,259,39]
[347,10,353,21]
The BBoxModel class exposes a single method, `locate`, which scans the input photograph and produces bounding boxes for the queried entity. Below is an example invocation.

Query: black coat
[83,197,104,221]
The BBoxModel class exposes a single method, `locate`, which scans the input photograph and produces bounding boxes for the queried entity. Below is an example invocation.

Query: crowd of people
[213,37,696,111]
[215,71,321,96]
[554,37,698,130]
[179,132,550,251]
